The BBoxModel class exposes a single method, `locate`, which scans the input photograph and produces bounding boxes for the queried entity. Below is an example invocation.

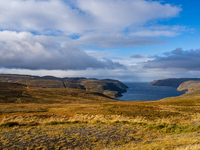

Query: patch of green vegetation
[146,123,192,134]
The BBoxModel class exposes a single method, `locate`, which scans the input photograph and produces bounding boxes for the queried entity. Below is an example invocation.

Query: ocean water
[116,82,184,101]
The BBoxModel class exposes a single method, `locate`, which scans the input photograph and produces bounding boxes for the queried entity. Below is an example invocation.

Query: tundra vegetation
[1,76,200,149]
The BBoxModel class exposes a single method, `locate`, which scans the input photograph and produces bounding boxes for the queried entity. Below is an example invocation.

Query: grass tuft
[0,122,20,127]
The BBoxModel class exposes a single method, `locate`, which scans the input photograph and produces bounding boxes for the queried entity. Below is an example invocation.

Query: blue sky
[0,0,200,82]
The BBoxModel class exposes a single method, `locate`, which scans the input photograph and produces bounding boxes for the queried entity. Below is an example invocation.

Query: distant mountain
[151,78,200,87]
[0,74,128,98]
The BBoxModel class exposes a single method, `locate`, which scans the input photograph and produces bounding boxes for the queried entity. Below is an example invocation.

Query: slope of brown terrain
[0,74,128,98]
[177,80,200,93]
[151,78,200,87]
[0,82,27,103]
[1,77,200,149]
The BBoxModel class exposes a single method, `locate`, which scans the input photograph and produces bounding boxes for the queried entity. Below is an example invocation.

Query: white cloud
[0,0,181,35]
[0,0,91,34]
[76,34,165,48]
[77,0,181,28]
[128,25,189,37]
[131,30,179,37]
[0,31,124,70]
[1,64,200,82]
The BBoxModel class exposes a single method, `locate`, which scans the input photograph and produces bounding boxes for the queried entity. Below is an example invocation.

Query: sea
[116,82,185,101]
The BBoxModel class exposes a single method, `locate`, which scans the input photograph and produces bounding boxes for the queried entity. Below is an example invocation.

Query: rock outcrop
[0,74,128,98]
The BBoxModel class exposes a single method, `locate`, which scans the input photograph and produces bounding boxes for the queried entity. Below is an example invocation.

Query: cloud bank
[76,35,165,48]
[0,31,124,70]
[144,48,200,70]
[0,0,181,34]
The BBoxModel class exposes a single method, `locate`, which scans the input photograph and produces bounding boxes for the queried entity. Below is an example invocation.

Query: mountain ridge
[0,74,128,98]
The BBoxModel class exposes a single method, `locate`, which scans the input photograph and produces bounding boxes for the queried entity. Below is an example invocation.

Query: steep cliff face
[177,81,200,93]
[0,74,128,98]
[151,78,200,87]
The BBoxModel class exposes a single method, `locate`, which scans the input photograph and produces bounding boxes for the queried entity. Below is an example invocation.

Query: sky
[0,0,200,82]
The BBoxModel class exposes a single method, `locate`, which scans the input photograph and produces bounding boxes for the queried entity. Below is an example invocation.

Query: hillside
[0,74,128,98]
[2,79,200,149]
[177,80,200,93]
[151,78,200,87]
[0,82,118,104]
[0,82,27,103]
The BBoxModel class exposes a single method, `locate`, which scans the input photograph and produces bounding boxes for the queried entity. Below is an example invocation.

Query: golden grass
[0,124,138,149]
[114,132,200,150]
[1,85,200,149]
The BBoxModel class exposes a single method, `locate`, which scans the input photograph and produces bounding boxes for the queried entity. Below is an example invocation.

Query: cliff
[151,78,200,87]
[0,74,128,98]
